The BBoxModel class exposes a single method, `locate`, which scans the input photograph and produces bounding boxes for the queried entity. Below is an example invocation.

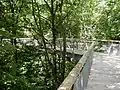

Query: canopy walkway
[3,38,120,90]
[57,39,120,90]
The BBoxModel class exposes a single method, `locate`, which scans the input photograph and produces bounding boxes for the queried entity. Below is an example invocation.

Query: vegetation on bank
[0,0,120,89]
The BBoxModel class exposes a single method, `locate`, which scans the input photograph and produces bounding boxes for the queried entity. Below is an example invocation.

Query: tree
[94,0,120,40]
[1,0,116,90]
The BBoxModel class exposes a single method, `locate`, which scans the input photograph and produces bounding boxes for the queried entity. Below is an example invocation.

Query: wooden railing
[55,39,91,56]
[56,39,91,51]
[57,42,95,90]
[95,40,120,55]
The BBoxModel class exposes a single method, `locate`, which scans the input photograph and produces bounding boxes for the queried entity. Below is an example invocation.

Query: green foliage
[0,0,120,89]
[94,0,120,40]
[0,40,77,90]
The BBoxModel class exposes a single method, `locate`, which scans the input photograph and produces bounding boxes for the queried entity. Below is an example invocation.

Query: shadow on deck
[87,52,120,90]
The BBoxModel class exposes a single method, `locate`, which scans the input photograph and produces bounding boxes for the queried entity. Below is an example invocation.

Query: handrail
[57,42,95,90]
[56,38,120,43]
[2,38,120,43]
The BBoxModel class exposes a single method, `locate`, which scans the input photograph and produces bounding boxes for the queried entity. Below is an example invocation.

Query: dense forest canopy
[0,0,120,90]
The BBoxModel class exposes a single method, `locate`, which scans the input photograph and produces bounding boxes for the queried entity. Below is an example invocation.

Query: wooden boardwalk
[87,52,120,90]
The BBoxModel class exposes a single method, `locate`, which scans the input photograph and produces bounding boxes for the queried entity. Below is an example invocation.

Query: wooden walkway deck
[87,52,120,90]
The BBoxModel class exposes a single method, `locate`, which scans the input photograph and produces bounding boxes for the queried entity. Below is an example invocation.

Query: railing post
[76,41,79,49]
[116,41,119,55]
[82,60,89,90]
[72,41,75,59]
[59,40,62,57]
[90,49,94,68]
[73,75,83,90]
